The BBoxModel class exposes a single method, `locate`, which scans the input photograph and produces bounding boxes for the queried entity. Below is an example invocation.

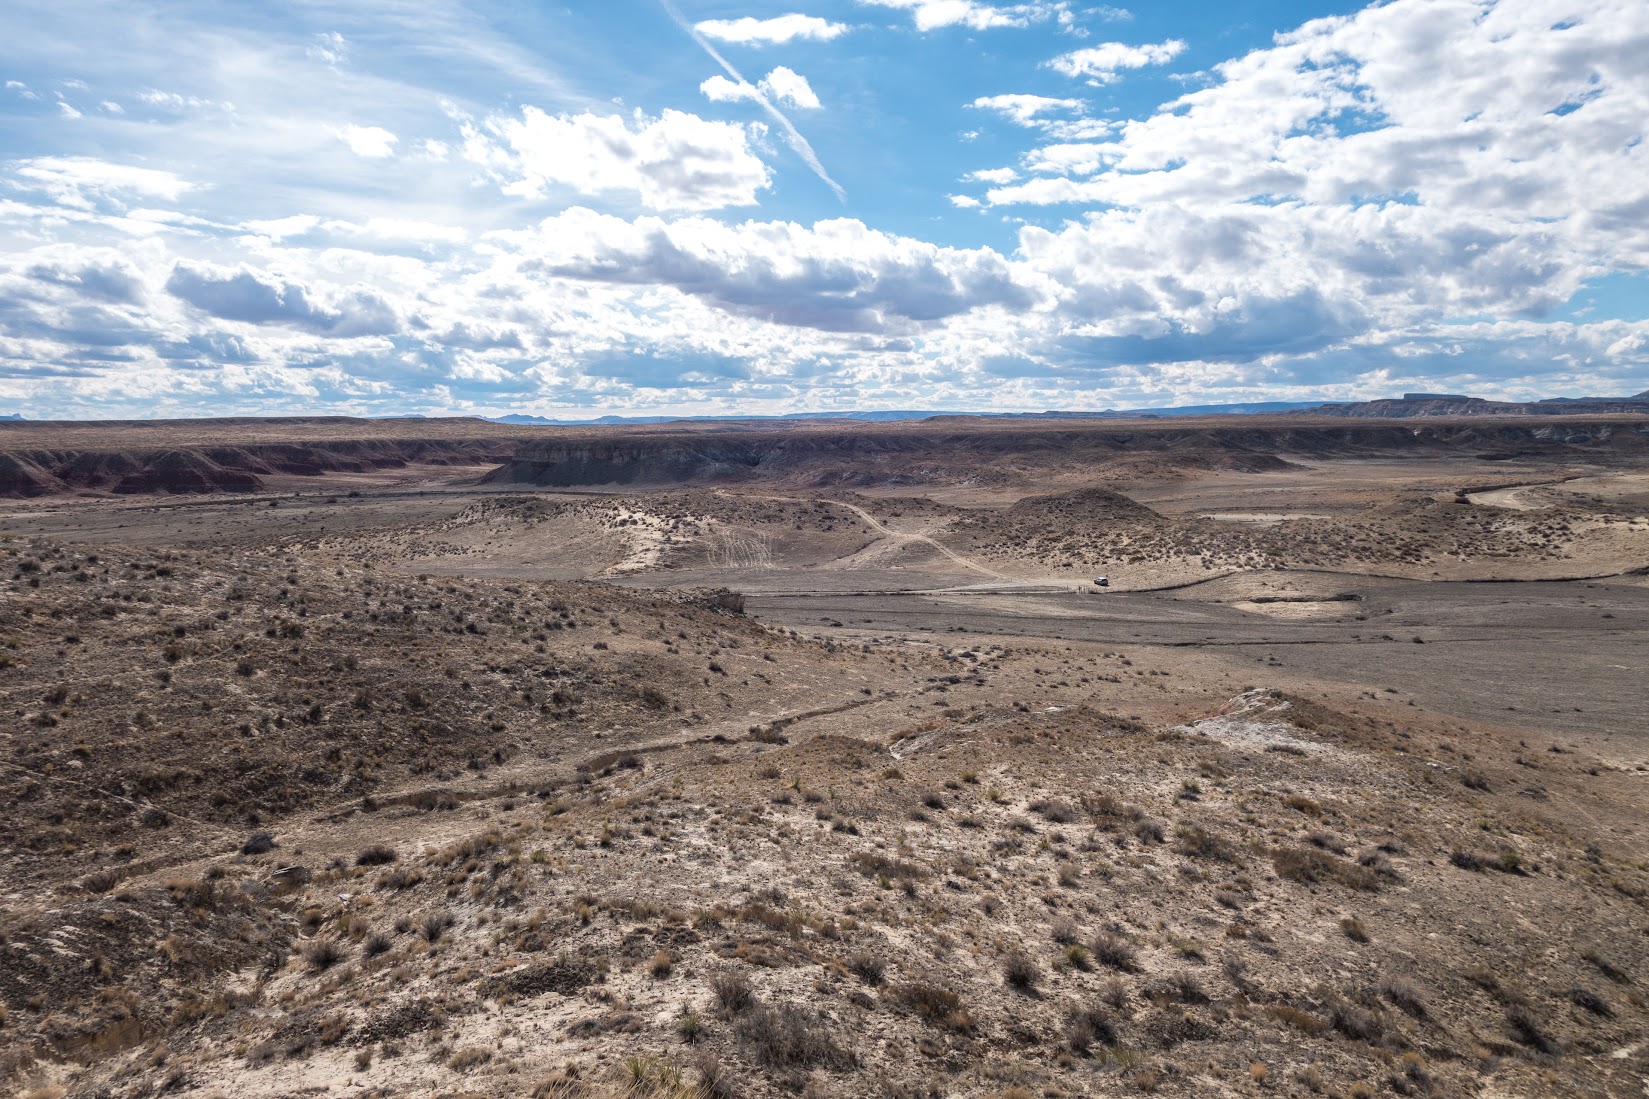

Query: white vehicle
[1093,576,1109,587]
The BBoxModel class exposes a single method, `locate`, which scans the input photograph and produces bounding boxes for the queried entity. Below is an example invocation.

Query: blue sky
[1,0,1646,418]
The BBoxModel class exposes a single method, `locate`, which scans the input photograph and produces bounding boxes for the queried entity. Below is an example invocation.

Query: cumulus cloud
[695,14,850,44]
[760,67,822,109]
[704,67,822,109]
[661,0,845,201]
[976,0,1649,340]
[1046,39,1184,82]
[166,262,399,337]
[338,124,398,158]
[862,0,1072,32]
[965,167,1019,184]
[465,107,772,211]
[970,94,1084,125]
[506,207,1039,333]
[0,0,1644,416]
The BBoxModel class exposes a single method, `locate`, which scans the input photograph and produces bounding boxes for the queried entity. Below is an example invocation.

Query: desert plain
[1,412,1647,1099]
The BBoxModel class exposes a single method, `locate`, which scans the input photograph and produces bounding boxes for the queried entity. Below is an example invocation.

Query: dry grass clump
[710,971,757,1015]
[1002,951,1041,992]
[735,1003,856,1070]
[846,951,886,985]
[891,983,973,1032]
[304,938,347,971]
[355,844,397,867]
[1090,931,1140,972]
[1175,824,1242,863]
[1272,845,1381,891]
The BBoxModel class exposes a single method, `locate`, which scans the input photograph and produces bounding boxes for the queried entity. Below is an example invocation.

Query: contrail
[658,0,847,202]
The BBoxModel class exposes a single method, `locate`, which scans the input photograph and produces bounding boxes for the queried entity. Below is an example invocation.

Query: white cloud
[100,100,123,113]
[57,101,83,120]
[338,124,398,159]
[9,157,195,210]
[702,75,760,104]
[965,167,1020,184]
[949,194,982,208]
[760,67,821,110]
[1047,39,1185,82]
[467,108,772,211]
[166,261,400,337]
[694,14,850,44]
[1022,142,1112,175]
[970,94,1084,125]
[242,215,323,240]
[862,0,1073,32]
[307,32,348,66]
[502,207,1038,333]
[703,68,824,115]
[138,89,230,113]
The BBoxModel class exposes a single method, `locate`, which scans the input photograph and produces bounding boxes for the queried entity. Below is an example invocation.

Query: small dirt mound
[1008,486,1162,523]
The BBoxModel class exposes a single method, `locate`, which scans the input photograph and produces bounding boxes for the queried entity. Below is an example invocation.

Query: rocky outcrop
[486,417,1649,490]
[0,435,524,497]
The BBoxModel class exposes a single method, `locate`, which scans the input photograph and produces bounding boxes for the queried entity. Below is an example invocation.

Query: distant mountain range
[4,392,1644,427]
[486,391,1649,425]
[1305,391,1649,418]
[485,400,1332,426]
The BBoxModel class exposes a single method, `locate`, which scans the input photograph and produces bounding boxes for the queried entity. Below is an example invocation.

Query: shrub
[1066,1007,1116,1053]
[693,1051,735,1099]
[1567,987,1611,1017]
[1272,846,1381,891]
[849,851,925,882]
[355,844,397,867]
[1375,978,1428,1020]
[362,933,393,959]
[1448,849,1486,872]
[1505,1004,1559,1054]
[892,983,972,1031]
[711,971,756,1015]
[1581,948,1631,984]
[1327,999,1383,1042]
[1133,819,1166,844]
[1029,799,1077,823]
[82,870,121,894]
[420,910,453,943]
[305,939,346,971]
[1175,825,1241,863]
[1090,932,1140,972]
[1003,951,1040,992]
[1340,916,1370,943]
[847,952,886,985]
[735,1003,856,1070]
[241,831,276,855]
[1153,972,1208,1005]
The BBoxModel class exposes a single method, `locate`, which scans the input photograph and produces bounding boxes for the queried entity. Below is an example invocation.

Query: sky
[1,0,1646,419]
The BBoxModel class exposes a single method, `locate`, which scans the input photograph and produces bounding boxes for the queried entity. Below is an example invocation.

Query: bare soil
[2,415,1647,1099]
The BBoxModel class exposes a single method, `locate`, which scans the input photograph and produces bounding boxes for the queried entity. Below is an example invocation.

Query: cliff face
[4,414,1646,497]
[485,418,1649,489]
[0,437,521,497]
